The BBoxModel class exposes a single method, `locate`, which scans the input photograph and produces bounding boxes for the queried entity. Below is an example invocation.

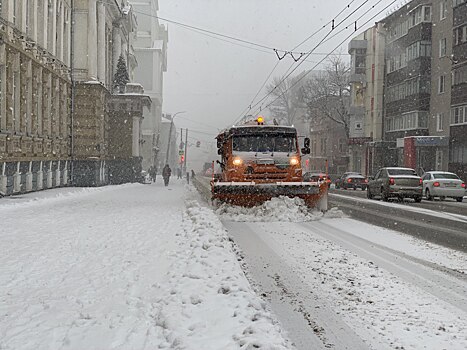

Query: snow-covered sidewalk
[0,182,292,350]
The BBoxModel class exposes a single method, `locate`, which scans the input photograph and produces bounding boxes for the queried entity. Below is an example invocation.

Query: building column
[97,2,106,83]
[58,0,64,62]
[42,0,48,50]
[51,0,57,55]
[32,0,38,42]
[133,116,139,157]
[65,8,71,66]
[112,25,122,78]
[87,0,98,79]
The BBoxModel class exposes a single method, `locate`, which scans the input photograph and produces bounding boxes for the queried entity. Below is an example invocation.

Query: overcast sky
[157,0,403,146]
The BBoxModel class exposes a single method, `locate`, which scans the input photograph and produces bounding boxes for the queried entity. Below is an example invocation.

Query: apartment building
[450,0,467,180]
[347,0,466,181]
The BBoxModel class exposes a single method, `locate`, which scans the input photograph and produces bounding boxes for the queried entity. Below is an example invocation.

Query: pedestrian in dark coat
[149,166,157,182]
[162,164,172,186]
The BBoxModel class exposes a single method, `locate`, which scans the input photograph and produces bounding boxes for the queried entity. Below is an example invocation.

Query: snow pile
[153,199,294,349]
[216,196,344,222]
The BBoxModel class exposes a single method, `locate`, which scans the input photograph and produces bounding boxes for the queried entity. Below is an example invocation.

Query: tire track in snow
[300,221,467,314]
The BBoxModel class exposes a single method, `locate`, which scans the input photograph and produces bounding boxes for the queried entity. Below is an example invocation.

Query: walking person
[149,166,157,183]
[177,167,182,179]
[162,164,172,186]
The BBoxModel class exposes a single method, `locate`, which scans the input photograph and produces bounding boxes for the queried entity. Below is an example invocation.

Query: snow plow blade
[211,181,328,210]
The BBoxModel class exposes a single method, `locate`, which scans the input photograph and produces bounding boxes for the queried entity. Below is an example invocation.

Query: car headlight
[289,157,299,166]
[232,157,243,166]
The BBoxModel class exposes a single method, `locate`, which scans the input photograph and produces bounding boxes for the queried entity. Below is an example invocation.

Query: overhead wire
[133,9,315,57]
[234,0,360,123]
[260,0,397,114]
[246,0,388,119]
[235,0,377,123]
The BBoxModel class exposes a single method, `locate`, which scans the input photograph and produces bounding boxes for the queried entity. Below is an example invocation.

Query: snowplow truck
[211,117,328,210]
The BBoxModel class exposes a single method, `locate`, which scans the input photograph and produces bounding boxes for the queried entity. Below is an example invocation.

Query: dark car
[367,167,422,202]
[303,172,332,186]
[335,172,368,190]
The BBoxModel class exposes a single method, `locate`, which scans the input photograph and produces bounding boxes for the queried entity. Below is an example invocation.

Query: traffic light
[180,155,185,162]
[196,141,201,147]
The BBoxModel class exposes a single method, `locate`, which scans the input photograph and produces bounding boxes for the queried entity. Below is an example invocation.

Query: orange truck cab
[211,117,328,210]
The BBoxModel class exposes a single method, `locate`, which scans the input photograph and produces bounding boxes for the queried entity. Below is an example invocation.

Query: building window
[338,139,346,153]
[311,139,317,156]
[386,111,428,132]
[440,1,447,20]
[439,38,447,57]
[453,0,467,8]
[409,6,432,28]
[451,105,467,125]
[435,149,443,170]
[453,25,467,46]
[12,0,17,25]
[388,20,409,42]
[406,41,431,62]
[453,65,467,85]
[436,113,444,131]
[438,75,446,93]
[320,138,327,155]
[450,145,467,163]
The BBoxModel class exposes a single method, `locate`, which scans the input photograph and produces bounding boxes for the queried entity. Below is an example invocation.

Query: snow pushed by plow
[157,199,294,349]
[215,196,344,222]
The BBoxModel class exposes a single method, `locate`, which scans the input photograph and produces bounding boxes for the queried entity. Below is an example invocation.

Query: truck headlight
[233,157,243,166]
[289,157,299,166]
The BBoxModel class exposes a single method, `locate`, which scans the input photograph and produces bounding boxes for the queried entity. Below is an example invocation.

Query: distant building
[348,24,387,176]
[131,0,168,172]
[71,0,149,186]
[159,114,178,170]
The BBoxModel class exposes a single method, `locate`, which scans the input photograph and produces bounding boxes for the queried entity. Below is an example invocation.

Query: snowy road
[220,207,467,350]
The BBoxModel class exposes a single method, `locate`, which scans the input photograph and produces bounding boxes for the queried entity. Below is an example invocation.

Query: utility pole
[165,111,186,166]
[184,128,188,174]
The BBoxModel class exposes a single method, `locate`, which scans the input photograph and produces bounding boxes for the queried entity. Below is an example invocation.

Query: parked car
[367,167,422,202]
[303,172,331,186]
[422,171,466,202]
[335,172,368,190]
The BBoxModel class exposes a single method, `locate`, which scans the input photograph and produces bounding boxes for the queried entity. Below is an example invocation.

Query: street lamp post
[165,111,186,166]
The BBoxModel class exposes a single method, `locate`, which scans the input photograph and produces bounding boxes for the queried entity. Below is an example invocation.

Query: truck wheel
[414,196,422,203]
[456,197,464,202]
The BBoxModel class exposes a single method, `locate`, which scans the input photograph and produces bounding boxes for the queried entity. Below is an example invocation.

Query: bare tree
[302,56,351,137]
[266,76,302,125]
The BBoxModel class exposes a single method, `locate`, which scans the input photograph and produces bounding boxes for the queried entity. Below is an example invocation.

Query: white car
[422,171,466,202]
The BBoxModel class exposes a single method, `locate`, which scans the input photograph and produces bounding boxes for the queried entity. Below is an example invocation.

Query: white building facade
[0,0,72,195]
[131,0,168,173]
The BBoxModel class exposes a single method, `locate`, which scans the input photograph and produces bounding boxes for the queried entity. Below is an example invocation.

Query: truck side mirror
[301,137,311,154]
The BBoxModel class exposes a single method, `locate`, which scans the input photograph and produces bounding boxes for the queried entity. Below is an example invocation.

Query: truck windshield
[232,135,297,153]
